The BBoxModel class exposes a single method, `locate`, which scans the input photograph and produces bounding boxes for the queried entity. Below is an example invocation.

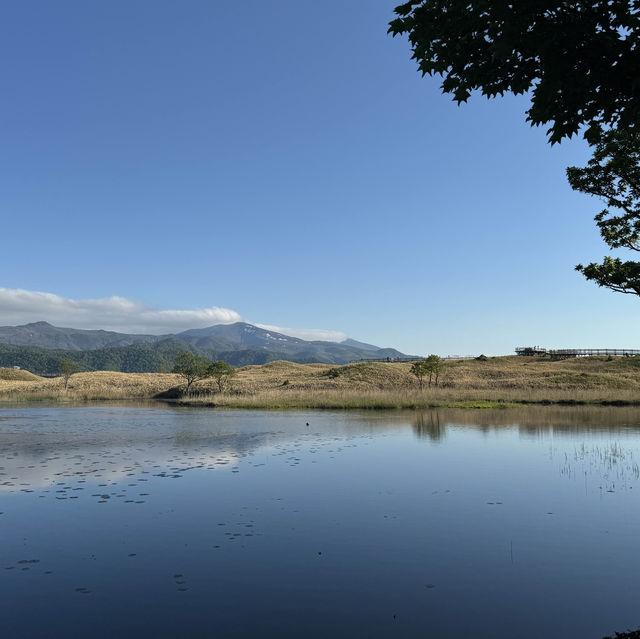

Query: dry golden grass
[177,386,640,410]
[0,356,638,407]
[0,367,42,381]
[440,355,640,391]
[0,371,182,402]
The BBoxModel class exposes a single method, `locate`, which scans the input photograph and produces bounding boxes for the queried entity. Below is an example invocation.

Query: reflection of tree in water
[408,406,640,442]
[415,406,640,436]
[413,412,445,442]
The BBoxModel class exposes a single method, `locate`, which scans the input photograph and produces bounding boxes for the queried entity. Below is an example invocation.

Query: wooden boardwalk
[350,357,424,364]
[351,355,477,364]
[548,348,640,360]
[517,347,640,360]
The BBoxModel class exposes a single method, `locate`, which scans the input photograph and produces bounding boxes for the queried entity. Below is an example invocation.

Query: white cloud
[255,323,348,343]
[0,287,348,342]
[0,287,242,334]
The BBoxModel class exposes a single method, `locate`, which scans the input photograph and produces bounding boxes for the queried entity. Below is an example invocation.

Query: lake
[2,404,640,638]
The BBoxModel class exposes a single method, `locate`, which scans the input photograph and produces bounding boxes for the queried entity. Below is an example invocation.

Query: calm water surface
[2,404,640,638]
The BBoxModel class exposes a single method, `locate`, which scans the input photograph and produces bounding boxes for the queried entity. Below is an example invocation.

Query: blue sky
[1,0,638,355]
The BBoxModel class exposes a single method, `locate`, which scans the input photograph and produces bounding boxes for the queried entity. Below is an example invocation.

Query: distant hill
[341,338,383,352]
[175,323,408,363]
[0,321,157,350]
[0,321,411,375]
[175,322,304,351]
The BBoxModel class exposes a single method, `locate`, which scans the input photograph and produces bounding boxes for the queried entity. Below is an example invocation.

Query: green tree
[59,357,78,389]
[389,1,640,144]
[411,355,445,388]
[568,127,640,296]
[389,1,640,298]
[425,354,444,387]
[172,352,214,394]
[208,360,235,392]
[411,359,431,390]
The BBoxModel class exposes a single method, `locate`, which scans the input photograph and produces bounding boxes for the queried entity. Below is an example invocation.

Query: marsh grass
[0,356,638,407]
[559,441,640,489]
[175,387,640,410]
[0,371,181,402]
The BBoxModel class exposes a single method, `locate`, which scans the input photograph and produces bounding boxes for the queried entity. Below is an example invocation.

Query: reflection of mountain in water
[2,404,640,493]
[0,431,272,493]
[0,405,399,493]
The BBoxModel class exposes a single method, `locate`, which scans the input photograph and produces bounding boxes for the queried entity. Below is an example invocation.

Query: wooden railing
[548,349,640,359]
[517,347,640,359]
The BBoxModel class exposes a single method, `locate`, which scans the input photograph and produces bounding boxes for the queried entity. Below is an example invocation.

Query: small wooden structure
[515,346,548,356]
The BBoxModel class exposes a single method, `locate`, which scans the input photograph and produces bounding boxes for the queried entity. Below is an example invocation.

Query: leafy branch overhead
[568,127,640,295]
[390,1,640,299]
[389,1,640,144]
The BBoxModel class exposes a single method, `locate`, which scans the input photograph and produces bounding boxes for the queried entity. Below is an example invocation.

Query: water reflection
[0,406,399,494]
[412,412,445,441]
[2,405,640,496]
[2,404,640,639]
[409,406,640,439]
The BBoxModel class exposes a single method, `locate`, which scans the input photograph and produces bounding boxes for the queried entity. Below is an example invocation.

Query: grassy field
[1,355,639,408]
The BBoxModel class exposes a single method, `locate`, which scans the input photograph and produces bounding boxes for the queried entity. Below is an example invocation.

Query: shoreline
[1,392,639,411]
[1,357,639,410]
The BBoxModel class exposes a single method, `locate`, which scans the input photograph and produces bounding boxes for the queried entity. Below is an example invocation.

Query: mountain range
[0,321,410,375]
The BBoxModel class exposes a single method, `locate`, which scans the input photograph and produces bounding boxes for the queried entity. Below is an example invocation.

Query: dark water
[2,404,640,638]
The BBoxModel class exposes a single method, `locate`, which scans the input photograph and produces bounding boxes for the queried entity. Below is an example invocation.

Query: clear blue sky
[1,0,638,355]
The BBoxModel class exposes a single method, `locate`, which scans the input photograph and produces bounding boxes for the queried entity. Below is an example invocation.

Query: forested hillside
[0,341,298,375]
[0,321,410,374]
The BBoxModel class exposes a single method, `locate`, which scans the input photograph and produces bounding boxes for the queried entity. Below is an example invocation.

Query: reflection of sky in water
[2,405,640,639]
[0,406,398,493]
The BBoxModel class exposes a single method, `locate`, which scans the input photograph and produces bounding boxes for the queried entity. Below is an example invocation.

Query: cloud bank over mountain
[254,324,347,343]
[0,287,347,342]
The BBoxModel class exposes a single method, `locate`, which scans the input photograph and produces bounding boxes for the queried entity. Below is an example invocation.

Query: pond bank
[1,356,639,408]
